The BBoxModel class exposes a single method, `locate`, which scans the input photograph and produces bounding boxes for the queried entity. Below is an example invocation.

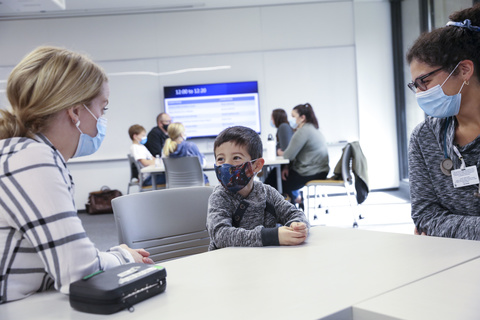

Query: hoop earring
[465,80,470,86]
[75,120,81,128]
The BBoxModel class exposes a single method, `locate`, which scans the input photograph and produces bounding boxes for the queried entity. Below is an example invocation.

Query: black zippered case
[69,263,167,314]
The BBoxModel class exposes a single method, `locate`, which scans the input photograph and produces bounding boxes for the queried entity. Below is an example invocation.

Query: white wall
[0,0,398,210]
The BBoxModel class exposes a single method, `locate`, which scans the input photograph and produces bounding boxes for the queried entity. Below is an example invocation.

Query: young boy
[128,124,165,186]
[207,126,309,250]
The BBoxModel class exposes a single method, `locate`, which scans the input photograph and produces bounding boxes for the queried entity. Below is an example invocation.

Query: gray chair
[112,186,214,262]
[127,153,165,193]
[127,154,141,194]
[303,142,368,228]
[162,157,205,189]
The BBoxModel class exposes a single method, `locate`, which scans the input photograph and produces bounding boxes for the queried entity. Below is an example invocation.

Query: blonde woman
[163,122,209,184]
[0,46,153,304]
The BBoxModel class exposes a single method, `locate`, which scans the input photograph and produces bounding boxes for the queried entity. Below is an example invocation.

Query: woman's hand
[120,244,154,264]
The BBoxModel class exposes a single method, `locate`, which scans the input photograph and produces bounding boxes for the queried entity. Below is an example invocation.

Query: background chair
[303,141,369,228]
[127,154,165,193]
[112,186,214,262]
[127,154,141,194]
[162,157,205,189]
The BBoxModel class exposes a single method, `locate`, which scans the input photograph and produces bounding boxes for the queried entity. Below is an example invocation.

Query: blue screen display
[164,81,261,139]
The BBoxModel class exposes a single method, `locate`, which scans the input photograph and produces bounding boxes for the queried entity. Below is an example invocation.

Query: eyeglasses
[407,67,443,93]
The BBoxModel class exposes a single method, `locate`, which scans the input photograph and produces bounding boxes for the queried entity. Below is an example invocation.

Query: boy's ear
[253,158,265,173]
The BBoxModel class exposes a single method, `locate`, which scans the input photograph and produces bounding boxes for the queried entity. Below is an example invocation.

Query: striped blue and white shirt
[0,134,133,303]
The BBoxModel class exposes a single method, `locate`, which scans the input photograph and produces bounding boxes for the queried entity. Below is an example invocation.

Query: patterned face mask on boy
[214,160,257,193]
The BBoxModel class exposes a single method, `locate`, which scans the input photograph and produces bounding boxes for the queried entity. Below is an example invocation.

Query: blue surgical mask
[416,62,465,118]
[140,136,148,145]
[289,119,297,129]
[72,105,107,158]
[270,119,276,128]
[214,160,257,193]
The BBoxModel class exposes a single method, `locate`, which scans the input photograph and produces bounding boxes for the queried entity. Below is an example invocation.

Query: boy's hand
[278,223,308,246]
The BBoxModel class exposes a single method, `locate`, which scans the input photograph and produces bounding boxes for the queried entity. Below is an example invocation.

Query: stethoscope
[440,117,457,176]
[441,117,480,197]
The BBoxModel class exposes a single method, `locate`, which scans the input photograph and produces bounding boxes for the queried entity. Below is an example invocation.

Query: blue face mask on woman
[72,104,107,158]
[214,160,256,193]
[415,62,466,118]
[289,118,297,129]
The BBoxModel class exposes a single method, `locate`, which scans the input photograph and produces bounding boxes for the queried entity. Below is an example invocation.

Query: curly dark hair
[406,4,480,79]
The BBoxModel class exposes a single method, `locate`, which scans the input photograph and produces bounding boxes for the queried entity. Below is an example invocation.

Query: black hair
[271,108,289,128]
[406,4,480,79]
[214,126,263,159]
[293,103,319,129]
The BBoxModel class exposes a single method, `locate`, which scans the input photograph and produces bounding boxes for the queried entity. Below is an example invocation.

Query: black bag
[70,263,167,314]
[85,186,122,214]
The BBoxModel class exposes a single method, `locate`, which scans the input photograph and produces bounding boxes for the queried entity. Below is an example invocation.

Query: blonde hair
[1,46,108,139]
[163,122,185,157]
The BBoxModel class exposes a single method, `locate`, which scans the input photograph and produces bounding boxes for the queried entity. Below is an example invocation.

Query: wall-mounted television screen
[164,81,261,139]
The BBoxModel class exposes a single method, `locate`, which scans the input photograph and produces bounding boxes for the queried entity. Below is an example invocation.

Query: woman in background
[271,108,294,156]
[0,46,153,304]
[265,109,299,202]
[281,103,330,204]
[163,122,209,184]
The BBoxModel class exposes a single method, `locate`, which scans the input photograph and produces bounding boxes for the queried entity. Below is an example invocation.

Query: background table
[4,227,480,319]
[141,156,289,193]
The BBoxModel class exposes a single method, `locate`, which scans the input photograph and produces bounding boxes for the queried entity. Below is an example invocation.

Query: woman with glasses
[0,46,154,304]
[407,4,480,240]
[277,103,329,205]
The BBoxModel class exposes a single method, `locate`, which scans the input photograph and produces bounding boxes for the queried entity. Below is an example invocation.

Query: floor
[78,189,413,251]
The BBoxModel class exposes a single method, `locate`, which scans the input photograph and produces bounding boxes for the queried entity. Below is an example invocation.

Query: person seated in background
[281,103,330,205]
[128,124,165,187]
[264,108,300,203]
[272,108,294,156]
[206,126,309,250]
[0,46,153,304]
[145,112,171,158]
[162,122,209,185]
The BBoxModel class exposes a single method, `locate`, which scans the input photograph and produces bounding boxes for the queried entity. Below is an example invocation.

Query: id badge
[451,165,480,188]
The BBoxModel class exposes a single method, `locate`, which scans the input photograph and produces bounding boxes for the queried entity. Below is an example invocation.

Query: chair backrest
[162,157,205,189]
[127,154,141,183]
[112,186,214,262]
[341,143,353,185]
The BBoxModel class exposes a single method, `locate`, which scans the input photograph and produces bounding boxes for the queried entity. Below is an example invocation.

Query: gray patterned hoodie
[207,180,309,250]
[409,116,480,239]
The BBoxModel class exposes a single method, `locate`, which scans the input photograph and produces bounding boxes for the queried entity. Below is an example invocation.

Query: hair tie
[446,19,480,32]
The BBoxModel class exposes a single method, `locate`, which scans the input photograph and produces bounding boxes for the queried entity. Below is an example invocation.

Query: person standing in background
[145,112,171,157]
